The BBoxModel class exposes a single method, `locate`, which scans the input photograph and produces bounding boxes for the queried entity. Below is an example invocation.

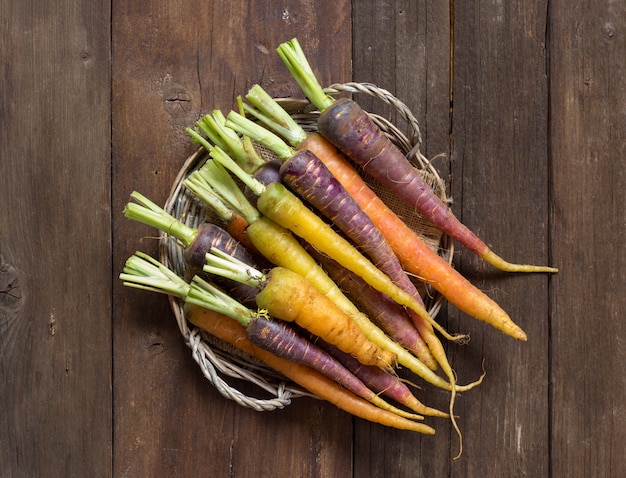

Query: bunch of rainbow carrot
[120,38,556,455]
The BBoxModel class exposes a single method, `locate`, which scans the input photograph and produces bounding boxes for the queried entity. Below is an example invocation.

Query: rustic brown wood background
[2,0,625,476]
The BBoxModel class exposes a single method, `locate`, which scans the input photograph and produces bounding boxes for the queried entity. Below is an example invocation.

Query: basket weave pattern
[158,83,453,411]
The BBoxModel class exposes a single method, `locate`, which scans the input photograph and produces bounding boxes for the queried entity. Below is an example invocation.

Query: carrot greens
[187,109,265,173]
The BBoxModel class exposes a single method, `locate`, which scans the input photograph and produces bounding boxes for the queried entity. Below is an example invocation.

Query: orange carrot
[302,134,527,341]
[185,304,436,434]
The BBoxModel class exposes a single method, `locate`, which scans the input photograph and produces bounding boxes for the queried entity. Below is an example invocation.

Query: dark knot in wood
[0,254,23,315]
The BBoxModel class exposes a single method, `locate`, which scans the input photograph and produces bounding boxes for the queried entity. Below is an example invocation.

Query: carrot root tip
[482,249,558,274]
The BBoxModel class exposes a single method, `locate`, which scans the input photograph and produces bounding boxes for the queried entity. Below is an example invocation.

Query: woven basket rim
[158,81,454,411]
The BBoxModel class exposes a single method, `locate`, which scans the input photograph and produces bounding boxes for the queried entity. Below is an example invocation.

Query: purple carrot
[302,329,448,418]
[177,223,263,308]
[123,191,266,307]
[244,159,283,207]
[244,316,422,420]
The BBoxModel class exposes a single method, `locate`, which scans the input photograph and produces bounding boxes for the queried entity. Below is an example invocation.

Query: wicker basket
[158,82,454,411]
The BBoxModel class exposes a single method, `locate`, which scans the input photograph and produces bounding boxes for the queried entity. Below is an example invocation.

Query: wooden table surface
[2,1,625,477]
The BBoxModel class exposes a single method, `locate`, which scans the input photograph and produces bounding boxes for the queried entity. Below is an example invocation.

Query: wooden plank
[448,1,552,475]
[0,0,112,476]
[111,1,353,476]
[2,0,623,475]
[353,0,451,159]
[549,1,626,476]
[351,1,456,476]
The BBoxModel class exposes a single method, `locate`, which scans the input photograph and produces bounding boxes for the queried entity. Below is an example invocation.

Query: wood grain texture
[549,1,626,476]
[0,0,112,476]
[449,1,552,476]
[2,0,625,476]
[352,0,451,160]
[111,1,353,476]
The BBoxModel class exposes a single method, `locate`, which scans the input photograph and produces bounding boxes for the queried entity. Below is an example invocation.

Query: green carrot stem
[123,191,197,247]
[243,84,308,147]
[235,98,267,171]
[194,155,261,223]
[240,103,295,146]
[120,251,191,297]
[182,171,235,223]
[195,109,265,173]
[129,190,169,214]
[198,112,245,158]
[225,111,294,160]
[120,251,255,328]
[202,247,266,288]
[186,275,255,327]
[186,127,215,154]
[276,38,334,112]
[209,146,266,197]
